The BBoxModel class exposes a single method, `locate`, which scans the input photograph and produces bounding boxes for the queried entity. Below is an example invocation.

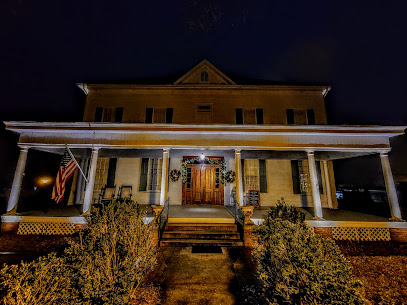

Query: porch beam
[82,148,99,215]
[160,148,170,205]
[235,150,244,206]
[380,152,403,220]
[307,150,324,219]
[6,146,29,215]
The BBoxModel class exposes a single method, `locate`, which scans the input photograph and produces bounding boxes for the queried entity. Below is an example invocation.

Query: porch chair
[98,185,116,205]
[118,185,133,202]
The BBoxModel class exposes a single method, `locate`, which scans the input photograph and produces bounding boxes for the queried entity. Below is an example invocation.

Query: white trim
[1,215,87,224]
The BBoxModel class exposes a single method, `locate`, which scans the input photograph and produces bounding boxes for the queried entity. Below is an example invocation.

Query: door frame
[182,156,224,205]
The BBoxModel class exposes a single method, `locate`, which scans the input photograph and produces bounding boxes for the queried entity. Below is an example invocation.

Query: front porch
[2,122,406,241]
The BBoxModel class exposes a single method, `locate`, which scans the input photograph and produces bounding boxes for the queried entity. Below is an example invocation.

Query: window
[95,107,124,122]
[201,70,209,82]
[236,108,264,124]
[244,159,259,191]
[196,104,212,123]
[139,158,162,191]
[291,160,323,194]
[145,108,174,123]
[287,109,316,125]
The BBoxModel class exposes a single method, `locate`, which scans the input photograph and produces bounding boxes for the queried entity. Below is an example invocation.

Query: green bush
[264,197,305,225]
[253,217,364,305]
[0,253,78,305]
[0,201,158,305]
[65,200,157,304]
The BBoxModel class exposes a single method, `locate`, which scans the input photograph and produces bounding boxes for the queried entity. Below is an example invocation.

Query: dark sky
[1,0,406,124]
[0,1,406,202]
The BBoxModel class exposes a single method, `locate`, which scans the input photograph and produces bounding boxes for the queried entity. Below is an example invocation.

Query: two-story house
[2,60,406,242]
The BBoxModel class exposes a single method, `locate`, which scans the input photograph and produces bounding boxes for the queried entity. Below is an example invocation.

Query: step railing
[157,198,169,245]
[231,193,245,225]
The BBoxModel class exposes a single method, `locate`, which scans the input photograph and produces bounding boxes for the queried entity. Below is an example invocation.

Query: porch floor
[13,205,390,223]
[253,207,390,222]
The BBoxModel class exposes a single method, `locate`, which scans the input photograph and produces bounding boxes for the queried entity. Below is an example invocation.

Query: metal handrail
[157,198,169,245]
[231,193,245,226]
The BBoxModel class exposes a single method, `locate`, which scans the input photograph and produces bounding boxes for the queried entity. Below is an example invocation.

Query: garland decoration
[169,169,181,182]
[181,157,227,184]
[225,170,236,183]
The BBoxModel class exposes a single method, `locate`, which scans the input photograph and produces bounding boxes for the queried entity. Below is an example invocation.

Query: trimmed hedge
[250,201,364,305]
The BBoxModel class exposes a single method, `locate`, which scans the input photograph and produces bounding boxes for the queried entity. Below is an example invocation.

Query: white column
[307,151,324,219]
[82,148,99,215]
[75,158,87,205]
[380,152,403,220]
[322,160,333,209]
[235,150,244,206]
[160,148,170,205]
[6,146,29,214]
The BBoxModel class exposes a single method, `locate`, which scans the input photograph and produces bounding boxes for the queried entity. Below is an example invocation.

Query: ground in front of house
[1,235,407,304]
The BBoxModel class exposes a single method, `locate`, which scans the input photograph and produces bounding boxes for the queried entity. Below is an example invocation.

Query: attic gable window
[200,70,209,83]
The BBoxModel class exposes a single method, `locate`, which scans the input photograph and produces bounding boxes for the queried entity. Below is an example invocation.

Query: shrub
[0,253,78,305]
[252,204,364,305]
[65,200,157,304]
[0,201,158,305]
[264,197,305,225]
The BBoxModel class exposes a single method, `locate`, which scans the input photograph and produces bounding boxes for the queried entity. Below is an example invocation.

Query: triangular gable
[174,59,236,85]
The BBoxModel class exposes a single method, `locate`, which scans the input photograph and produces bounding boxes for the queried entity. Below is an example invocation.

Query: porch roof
[4,122,406,160]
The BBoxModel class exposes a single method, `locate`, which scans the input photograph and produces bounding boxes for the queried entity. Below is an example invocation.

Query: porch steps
[161,219,243,247]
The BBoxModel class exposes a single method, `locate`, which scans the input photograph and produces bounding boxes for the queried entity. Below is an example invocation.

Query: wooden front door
[183,164,224,205]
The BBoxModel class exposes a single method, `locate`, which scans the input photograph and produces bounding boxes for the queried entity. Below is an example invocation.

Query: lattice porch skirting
[332,227,391,241]
[17,222,76,235]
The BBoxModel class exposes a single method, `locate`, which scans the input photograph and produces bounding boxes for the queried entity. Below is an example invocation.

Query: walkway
[158,246,252,305]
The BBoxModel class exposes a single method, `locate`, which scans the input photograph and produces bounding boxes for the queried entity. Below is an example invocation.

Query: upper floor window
[94,107,123,122]
[196,104,212,124]
[286,109,315,125]
[236,108,264,124]
[145,108,173,123]
[201,70,209,82]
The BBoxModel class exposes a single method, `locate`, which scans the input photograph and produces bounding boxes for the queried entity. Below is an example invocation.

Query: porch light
[200,153,205,160]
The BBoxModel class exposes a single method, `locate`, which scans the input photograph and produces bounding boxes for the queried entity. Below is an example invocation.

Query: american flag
[52,150,78,203]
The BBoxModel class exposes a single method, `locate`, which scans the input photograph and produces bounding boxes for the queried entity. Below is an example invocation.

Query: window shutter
[286,109,294,125]
[107,158,117,187]
[236,108,243,124]
[139,158,149,191]
[316,161,323,194]
[145,108,153,123]
[115,108,123,123]
[95,107,103,122]
[241,159,245,192]
[307,109,315,125]
[166,108,173,123]
[256,109,264,124]
[259,159,267,193]
[291,160,300,194]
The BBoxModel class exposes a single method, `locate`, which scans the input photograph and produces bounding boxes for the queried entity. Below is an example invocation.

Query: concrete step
[162,230,241,240]
[160,238,244,247]
[168,217,235,224]
[165,223,238,232]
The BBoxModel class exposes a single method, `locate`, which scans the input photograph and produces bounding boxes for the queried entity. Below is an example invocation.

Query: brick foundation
[75,224,87,231]
[1,222,19,234]
[390,228,407,242]
[314,227,333,238]
[244,222,255,248]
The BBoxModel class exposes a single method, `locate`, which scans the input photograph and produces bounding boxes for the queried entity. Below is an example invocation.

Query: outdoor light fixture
[42,179,49,184]
[200,153,205,160]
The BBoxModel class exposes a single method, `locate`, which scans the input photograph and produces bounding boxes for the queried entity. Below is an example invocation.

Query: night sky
[0,1,406,211]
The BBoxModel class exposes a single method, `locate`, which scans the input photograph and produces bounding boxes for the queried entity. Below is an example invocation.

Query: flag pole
[66,145,89,184]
